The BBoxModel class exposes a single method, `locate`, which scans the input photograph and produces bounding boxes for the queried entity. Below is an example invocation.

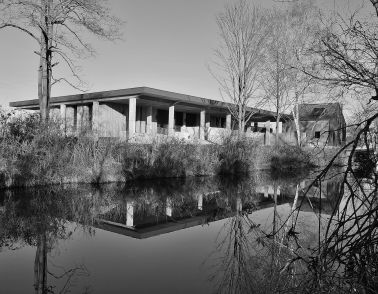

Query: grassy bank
[0,112,313,188]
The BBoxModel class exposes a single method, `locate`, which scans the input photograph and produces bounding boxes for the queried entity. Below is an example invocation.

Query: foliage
[0,113,314,188]
[121,138,219,179]
[270,144,313,172]
[218,136,257,174]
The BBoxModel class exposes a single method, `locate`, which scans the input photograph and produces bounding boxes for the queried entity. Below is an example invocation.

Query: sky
[0,0,373,115]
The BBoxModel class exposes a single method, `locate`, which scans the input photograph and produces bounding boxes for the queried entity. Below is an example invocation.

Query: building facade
[298,103,346,146]
[10,87,285,143]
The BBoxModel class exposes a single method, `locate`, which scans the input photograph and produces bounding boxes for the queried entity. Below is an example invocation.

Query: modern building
[10,86,286,142]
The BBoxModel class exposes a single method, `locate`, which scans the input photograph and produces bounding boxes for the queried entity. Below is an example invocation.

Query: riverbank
[0,114,315,189]
[0,136,314,189]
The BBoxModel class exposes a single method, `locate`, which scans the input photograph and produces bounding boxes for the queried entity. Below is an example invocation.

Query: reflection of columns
[168,105,175,135]
[197,194,203,211]
[126,200,134,227]
[226,114,231,130]
[166,198,172,217]
[200,110,206,140]
[264,186,269,198]
[129,97,137,136]
[146,106,153,134]
[265,121,271,145]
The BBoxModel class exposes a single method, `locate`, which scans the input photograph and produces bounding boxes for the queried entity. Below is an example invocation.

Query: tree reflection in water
[0,171,348,294]
[0,186,112,294]
[205,172,345,294]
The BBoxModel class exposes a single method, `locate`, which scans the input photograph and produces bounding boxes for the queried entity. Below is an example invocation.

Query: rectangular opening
[315,131,320,138]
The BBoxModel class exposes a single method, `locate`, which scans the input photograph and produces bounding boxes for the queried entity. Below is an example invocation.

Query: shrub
[270,144,312,173]
[121,138,219,179]
[218,136,257,175]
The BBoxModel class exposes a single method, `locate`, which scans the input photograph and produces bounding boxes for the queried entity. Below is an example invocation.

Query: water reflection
[0,172,344,293]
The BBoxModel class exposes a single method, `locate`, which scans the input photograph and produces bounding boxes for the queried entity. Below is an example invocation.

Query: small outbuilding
[298,103,346,146]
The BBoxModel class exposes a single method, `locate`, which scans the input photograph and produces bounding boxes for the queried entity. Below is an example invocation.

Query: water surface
[0,172,343,294]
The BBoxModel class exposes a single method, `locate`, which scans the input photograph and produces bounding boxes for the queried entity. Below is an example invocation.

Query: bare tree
[305,9,378,103]
[212,0,270,134]
[262,2,317,145]
[289,1,320,146]
[0,0,122,121]
[262,8,295,143]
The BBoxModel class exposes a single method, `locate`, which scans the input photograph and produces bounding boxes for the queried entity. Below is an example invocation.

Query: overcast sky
[0,0,372,112]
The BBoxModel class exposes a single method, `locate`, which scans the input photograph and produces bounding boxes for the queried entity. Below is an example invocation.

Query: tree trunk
[292,102,301,146]
[275,113,280,145]
[34,232,48,294]
[38,0,53,122]
[238,103,244,137]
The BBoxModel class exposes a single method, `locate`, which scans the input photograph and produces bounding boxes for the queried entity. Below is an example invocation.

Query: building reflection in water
[0,172,344,293]
[94,174,343,240]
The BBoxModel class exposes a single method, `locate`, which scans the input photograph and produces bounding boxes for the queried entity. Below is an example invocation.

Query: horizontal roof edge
[9,86,282,118]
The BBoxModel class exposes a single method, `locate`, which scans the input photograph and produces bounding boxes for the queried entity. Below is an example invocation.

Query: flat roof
[9,86,286,120]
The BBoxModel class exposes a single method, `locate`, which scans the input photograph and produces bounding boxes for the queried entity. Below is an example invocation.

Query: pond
[0,171,344,294]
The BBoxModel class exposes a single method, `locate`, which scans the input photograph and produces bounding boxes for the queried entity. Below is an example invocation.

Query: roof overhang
[9,86,284,120]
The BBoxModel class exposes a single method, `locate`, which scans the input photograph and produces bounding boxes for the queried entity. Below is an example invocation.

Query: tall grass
[0,111,313,188]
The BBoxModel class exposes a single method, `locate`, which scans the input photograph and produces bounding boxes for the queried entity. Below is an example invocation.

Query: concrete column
[126,200,134,227]
[77,105,89,133]
[92,101,99,134]
[265,121,271,145]
[135,107,141,133]
[168,105,175,135]
[66,106,75,134]
[76,106,82,134]
[152,108,158,134]
[129,97,137,137]
[73,106,78,133]
[271,122,277,133]
[60,104,66,132]
[200,110,206,140]
[226,114,232,130]
[146,106,153,134]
